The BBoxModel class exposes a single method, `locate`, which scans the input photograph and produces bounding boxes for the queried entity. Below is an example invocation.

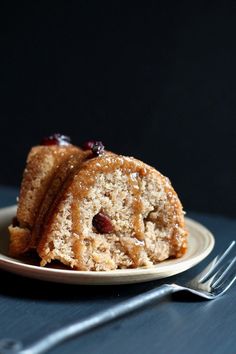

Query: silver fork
[0,241,235,354]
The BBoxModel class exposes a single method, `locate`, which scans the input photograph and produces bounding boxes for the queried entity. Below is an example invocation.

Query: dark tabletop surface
[0,185,235,354]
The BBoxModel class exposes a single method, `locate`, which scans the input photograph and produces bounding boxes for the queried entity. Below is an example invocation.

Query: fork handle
[0,284,176,354]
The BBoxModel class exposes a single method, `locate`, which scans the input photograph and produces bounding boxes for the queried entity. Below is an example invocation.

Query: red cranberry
[92,212,113,234]
[12,217,20,227]
[82,140,105,156]
[82,140,96,150]
[92,141,105,156]
[41,134,71,146]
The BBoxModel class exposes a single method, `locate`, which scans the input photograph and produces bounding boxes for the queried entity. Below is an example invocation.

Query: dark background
[0,1,235,216]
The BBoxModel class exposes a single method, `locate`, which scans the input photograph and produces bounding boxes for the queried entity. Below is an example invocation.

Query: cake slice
[37,148,188,270]
[9,138,188,270]
[9,134,82,256]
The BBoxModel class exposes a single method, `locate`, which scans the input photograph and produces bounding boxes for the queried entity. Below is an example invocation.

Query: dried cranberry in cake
[92,141,105,156]
[82,140,96,150]
[92,212,113,234]
[82,140,105,156]
[41,134,71,146]
[12,217,20,227]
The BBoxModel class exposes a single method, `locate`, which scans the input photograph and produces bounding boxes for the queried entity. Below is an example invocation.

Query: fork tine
[211,256,236,288]
[213,272,236,296]
[199,241,235,283]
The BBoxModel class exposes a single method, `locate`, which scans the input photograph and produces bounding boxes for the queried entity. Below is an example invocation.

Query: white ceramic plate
[0,205,215,285]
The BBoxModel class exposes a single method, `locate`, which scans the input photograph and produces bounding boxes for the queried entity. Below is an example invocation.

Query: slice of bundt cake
[9,137,188,270]
[9,134,82,256]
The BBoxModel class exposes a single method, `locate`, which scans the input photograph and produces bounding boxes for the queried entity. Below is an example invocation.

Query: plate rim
[0,205,215,284]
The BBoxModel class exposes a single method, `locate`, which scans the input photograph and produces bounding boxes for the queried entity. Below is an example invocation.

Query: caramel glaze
[30,150,90,250]
[16,145,80,230]
[38,151,187,268]
[36,150,92,252]
[164,181,188,257]
[69,154,150,268]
